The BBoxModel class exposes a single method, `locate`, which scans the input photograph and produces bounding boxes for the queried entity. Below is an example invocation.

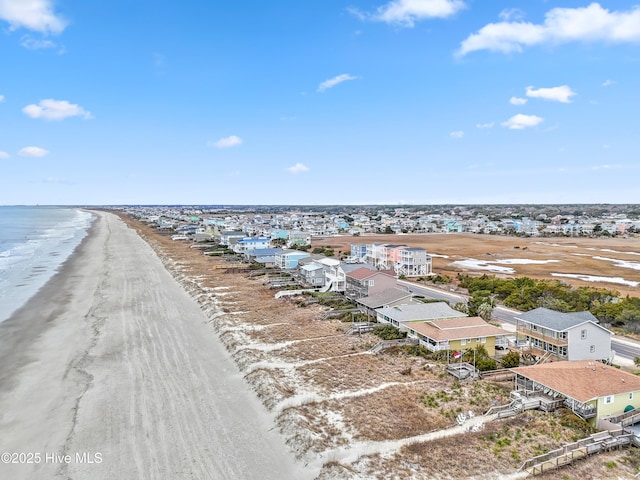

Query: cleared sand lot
[314,233,640,296]
[0,212,310,480]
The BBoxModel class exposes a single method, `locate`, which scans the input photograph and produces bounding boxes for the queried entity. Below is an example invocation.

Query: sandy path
[0,212,312,480]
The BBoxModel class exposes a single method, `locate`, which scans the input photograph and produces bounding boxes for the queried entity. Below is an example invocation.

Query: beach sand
[0,211,313,480]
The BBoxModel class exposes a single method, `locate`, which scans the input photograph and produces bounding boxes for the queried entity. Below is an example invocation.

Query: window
[368,280,375,287]
[604,395,614,405]
[481,337,487,344]
[461,338,467,346]
[590,345,595,353]
[630,393,634,400]
[581,329,587,340]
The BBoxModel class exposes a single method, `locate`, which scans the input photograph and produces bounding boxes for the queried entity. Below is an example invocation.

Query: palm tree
[477,302,494,321]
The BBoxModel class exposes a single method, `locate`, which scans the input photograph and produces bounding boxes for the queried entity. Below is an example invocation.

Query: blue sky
[1,0,639,205]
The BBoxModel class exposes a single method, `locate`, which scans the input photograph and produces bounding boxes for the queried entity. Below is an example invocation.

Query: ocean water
[0,206,95,323]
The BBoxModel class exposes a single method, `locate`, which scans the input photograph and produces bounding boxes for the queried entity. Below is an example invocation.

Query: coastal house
[404,316,509,356]
[376,302,463,330]
[345,268,397,299]
[395,247,431,277]
[244,248,283,267]
[514,308,614,362]
[355,288,417,317]
[218,230,246,247]
[512,360,640,425]
[233,236,271,254]
[274,249,311,270]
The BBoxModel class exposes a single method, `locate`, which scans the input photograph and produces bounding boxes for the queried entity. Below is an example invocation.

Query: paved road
[398,279,640,362]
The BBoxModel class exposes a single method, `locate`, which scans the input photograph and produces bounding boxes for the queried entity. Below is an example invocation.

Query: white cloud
[0,94,4,102]
[509,96,527,105]
[602,79,616,86]
[458,3,640,56]
[286,163,310,174]
[526,85,576,103]
[449,130,464,139]
[18,146,49,157]
[0,151,9,159]
[21,35,57,50]
[317,74,357,92]
[209,135,242,148]
[499,8,525,22]
[476,122,494,129]
[0,0,67,34]
[23,99,93,120]
[353,0,466,27]
[501,114,544,130]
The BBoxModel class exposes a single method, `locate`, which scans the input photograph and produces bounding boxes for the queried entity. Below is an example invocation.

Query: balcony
[517,326,568,347]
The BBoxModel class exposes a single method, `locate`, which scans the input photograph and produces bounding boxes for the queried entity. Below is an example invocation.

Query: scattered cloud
[21,35,58,50]
[0,0,67,34]
[0,94,4,102]
[317,74,358,92]
[23,99,93,120]
[501,113,543,130]
[0,151,9,159]
[209,135,243,148]
[351,0,466,27]
[526,85,576,103]
[449,130,464,139]
[602,79,616,87]
[458,3,640,56]
[18,146,49,157]
[509,96,527,105]
[498,8,525,22]
[285,163,309,174]
[476,122,494,129]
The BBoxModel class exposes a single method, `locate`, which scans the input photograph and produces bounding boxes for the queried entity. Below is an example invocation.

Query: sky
[1,0,639,206]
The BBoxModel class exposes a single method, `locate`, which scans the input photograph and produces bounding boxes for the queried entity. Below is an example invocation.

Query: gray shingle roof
[515,307,599,331]
[377,302,464,322]
[356,288,414,309]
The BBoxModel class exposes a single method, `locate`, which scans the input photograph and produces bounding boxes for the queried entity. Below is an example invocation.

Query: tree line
[457,274,640,331]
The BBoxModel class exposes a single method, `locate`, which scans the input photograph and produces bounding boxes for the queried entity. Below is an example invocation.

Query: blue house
[350,243,367,259]
[275,249,310,270]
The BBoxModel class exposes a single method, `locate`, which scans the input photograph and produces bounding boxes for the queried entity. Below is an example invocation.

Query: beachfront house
[345,267,397,299]
[512,360,640,425]
[275,250,311,270]
[233,237,271,254]
[244,248,283,267]
[355,288,417,317]
[514,308,614,363]
[403,316,509,356]
[376,303,463,330]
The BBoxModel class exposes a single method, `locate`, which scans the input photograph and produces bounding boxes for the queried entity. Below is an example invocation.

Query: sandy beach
[0,211,312,480]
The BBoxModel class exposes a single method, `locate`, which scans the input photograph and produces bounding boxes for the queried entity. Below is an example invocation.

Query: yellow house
[404,316,509,357]
[512,360,640,425]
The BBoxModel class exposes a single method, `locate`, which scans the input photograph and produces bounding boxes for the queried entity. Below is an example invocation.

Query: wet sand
[0,211,312,480]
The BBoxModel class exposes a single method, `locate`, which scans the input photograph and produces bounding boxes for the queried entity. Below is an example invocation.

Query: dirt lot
[314,233,640,297]
[119,215,640,479]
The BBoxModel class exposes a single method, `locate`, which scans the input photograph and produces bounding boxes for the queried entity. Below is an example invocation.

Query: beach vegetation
[372,324,406,340]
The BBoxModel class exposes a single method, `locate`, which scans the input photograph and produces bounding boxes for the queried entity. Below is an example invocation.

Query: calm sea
[0,206,95,323]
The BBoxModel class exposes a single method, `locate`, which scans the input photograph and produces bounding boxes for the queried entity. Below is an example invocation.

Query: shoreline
[0,211,312,480]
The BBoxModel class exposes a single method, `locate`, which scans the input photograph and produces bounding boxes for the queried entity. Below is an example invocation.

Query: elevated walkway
[519,430,637,475]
